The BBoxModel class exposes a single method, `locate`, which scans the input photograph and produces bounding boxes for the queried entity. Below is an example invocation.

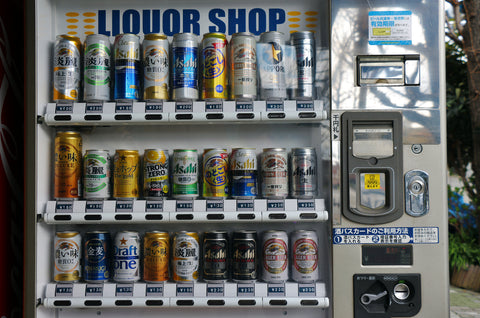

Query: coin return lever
[357,55,420,86]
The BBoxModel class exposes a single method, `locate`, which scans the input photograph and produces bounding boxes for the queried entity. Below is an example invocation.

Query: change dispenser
[341,112,403,224]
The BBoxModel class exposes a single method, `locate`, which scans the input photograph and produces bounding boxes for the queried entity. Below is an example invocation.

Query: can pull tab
[360,290,388,305]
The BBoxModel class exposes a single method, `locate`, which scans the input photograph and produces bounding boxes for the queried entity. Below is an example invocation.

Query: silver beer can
[113,231,141,283]
[143,33,169,100]
[258,31,287,100]
[290,147,317,199]
[291,230,319,283]
[53,35,82,102]
[54,231,82,282]
[262,230,288,283]
[261,148,288,199]
[229,32,257,100]
[83,150,111,200]
[290,31,316,100]
[84,34,111,101]
[172,231,200,283]
[172,33,199,101]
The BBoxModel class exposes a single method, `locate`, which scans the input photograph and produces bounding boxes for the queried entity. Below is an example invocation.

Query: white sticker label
[333,227,439,245]
[368,11,412,45]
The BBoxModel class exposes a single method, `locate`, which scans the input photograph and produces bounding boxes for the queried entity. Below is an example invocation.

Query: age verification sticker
[364,174,381,189]
[368,11,412,45]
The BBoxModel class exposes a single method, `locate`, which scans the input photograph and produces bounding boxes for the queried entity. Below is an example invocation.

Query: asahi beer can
[113,231,140,283]
[201,33,228,100]
[54,231,81,282]
[84,231,111,283]
[290,31,316,100]
[172,231,200,283]
[53,35,81,102]
[172,149,199,199]
[232,230,257,282]
[230,148,257,199]
[113,150,140,200]
[203,231,229,282]
[143,33,169,100]
[202,148,229,199]
[229,32,257,100]
[262,230,288,283]
[291,230,319,283]
[143,149,169,199]
[114,33,141,101]
[290,147,317,199]
[84,34,111,101]
[258,31,287,100]
[55,131,82,200]
[144,231,170,283]
[83,150,110,200]
[172,33,199,101]
[261,148,288,199]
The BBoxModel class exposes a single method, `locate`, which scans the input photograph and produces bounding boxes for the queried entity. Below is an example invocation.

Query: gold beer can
[201,33,228,100]
[143,33,169,100]
[172,231,200,282]
[113,150,140,199]
[54,231,81,282]
[53,34,82,101]
[144,231,170,282]
[54,131,82,200]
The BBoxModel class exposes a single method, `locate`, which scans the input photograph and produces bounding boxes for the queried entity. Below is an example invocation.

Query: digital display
[362,245,413,266]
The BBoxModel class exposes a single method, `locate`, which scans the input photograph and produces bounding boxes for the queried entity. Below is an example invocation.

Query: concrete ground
[451,286,480,317]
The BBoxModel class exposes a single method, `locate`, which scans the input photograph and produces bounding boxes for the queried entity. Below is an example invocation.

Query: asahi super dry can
[172,33,199,101]
[172,149,199,199]
[290,147,317,199]
[229,32,257,100]
[53,35,81,101]
[201,33,228,100]
[55,131,82,200]
[84,34,111,101]
[291,230,319,283]
[143,149,169,199]
[143,33,169,100]
[172,231,200,283]
[230,148,257,199]
[203,231,229,282]
[114,34,141,101]
[84,231,111,283]
[290,31,316,100]
[144,231,170,283]
[113,231,140,283]
[261,148,288,199]
[54,231,81,282]
[232,230,257,282]
[203,148,229,199]
[262,230,288,283]
[113,150,140,200]
[83,150,110,200]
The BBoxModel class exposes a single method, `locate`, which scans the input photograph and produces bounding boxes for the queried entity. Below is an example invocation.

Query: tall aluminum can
[202,148,229,199]
[230,148,257,199]
[172,149,199,199]
[261,148,288,199]
[262,230,288,283]
[113,231,140,283]
[53,34,81,102]
[113,150,140,200]
[143,33,169,100]
[84,231,111,283]
[84,34,111,101]
[172,33,199,101]
[143,149,169,200]
[203,231,229,282]
[290,147,317,199]
[54,131,82,200]
[54,231,81,282]
[83,150,110,200]
[114,34,141,101]
[290,31,316,100]
[291,230,319,283]
[229,32,257,100]
[201,33,228,100]
[232,230,257,282]
[172,231,200,283]
[144,231,170,283]
[258,31,287,100]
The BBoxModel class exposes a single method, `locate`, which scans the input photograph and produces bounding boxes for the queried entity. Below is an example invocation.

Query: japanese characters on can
[172,149,199,199]
[84,34,111,101]
[143,149,169,199]
[261,148,288,199]
[202,148,229,199]
[113,150,140,200]
[230,148,257,199]
[172,33,199,101]
[172,231,200,283]
[229,32,257,100]
[144,231,170,283]
[113,231,140,282]
[290,147,317,199]
[290,31,316,100]
[201,33,228,100]
[53,35,81,101]
[83,150,110,200]
[143,33,169,100]
[114,33,141,101]
[54,131,82,200]
[54,231,81,282]
[84,231,111,283]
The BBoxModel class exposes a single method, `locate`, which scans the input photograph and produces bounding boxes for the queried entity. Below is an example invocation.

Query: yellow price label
[365,174,381,190]
[372,28,391,36]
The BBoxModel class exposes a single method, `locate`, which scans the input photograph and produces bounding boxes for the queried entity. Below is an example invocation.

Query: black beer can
[232,230,257,282]
[203,231,229,282]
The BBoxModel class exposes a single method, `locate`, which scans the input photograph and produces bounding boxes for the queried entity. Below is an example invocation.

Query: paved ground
[451,286,480,317]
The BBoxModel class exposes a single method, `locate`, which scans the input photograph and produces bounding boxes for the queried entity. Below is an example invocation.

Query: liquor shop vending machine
[24,0,449,317]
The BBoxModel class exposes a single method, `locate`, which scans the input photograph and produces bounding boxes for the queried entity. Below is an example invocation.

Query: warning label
[368,11,412,45]
[333,227,439,245]
[364,174,381,189]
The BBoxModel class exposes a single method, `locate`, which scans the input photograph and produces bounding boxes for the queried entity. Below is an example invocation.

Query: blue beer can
[230,148,257,199]
[172,33,199,101]
[84,231,111,283]
[114,34,141,101]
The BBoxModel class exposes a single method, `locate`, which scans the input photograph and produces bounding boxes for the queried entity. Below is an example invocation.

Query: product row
[54,229,319,285]
[53,30,316,103]
[55,131,318,201]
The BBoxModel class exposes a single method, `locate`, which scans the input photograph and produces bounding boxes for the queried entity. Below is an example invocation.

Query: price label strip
[236,200,254,211]
[145,102,163,113]
[85,201,104,213]
[297,199,315,211]
[55,200,73,213]
[237,284,255,297]
[85,103,103,113]
[206,200,224,212]
[146,201,164,212]
[267,283,285,297]
[115,201,133,213]
[146,284,164,297]
[298,283,316,297]
[176,283,194,297]
[55,284,73,297]
[85,284,104,297]
[176,201,194,212]
[116,284,134,297]
[267,200,285,211]
[207,284,224,297]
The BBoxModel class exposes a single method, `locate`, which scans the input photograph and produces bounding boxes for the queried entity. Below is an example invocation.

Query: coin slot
[207,300,225,306]
[54,115,72,121]
[269,299,288,306]
[238,299,256,306]
[207,213,225,220]
[237,213,256,220]
[115,300,133,306]
[53,215,72,221]
[84,115,102,121]
[53,300,71,307]
[298,112,317,119]
[114,114,132,121]
[176,214,194,220]
[267,113,286,119]
[145,300,164,306]
[84,300,102,307]
[84,214,102,221]
[145,114,163,120]
[114,214,133,221]
[175,114,193,120]
[176,300,194,306]
[300,299,319,306]
[236,113,255,119]
[145,214,163,220]
[300,213,318,219]
[268,213,287,219]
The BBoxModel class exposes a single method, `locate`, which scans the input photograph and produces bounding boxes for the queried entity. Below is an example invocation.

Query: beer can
[113,150,140,200]
[258,31,287,100]
[230,148,257,199]
[290,31,316,100]
[143,33,169,100]
[54,131,82,200]
[172,149,199,199]
[262,230,288,283]
[261,148,288,199]
[232,230,257,282]
[84,231,111,283]
[83,150,110,200]
[203,231,229,282]
[172,231,200,283]
[54,231,81,282]
[290,147,317,199]
[84,34,111,101]
[172,33,199,101]
[201,33,228,100]
[144,231,170,283]
[229,32,257,100]
[114,33,141,101]
[291,230,319,283]
[53,34,81,102]
[203,148,229,199]
[113,231,140,283]
[143,149,169,200]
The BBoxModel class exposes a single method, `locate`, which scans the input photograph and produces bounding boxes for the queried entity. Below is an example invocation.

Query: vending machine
[24,0,449,317]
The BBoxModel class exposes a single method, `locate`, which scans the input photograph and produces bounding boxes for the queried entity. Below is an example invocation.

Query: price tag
[85,103,103,113]
[85,284,104,297]
[115,201,133,212]
[296,101,314,111]
[207,284,224,297]
[146,284,164,297]
[176,201,193,212]
[297,200,315,211]
[55,103,73,114]
[116,284,134,297]
[176,102,193,112]
[145,102,163,113]
[206,200,224,211]
[55,284,73,297]
[267,200,285,211]
[267,283,285,297]
[55,201,73,213]
[266,101,284,112]
[85,201,104,213]
[298,283,316,297]
[146,201,164,212]
[176,283,194,297]
[115,102,133,113]
[237,284,255,297]
[205,101,223,112]
[236,200,254,211]
[236,101,254,112]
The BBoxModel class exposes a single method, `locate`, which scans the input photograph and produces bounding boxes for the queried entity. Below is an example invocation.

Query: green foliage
[449,233,480,271]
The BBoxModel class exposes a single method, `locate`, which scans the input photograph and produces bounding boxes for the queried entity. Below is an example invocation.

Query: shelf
[42,199,328,224]
[41,101,328,126]
[44,281,329,309]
